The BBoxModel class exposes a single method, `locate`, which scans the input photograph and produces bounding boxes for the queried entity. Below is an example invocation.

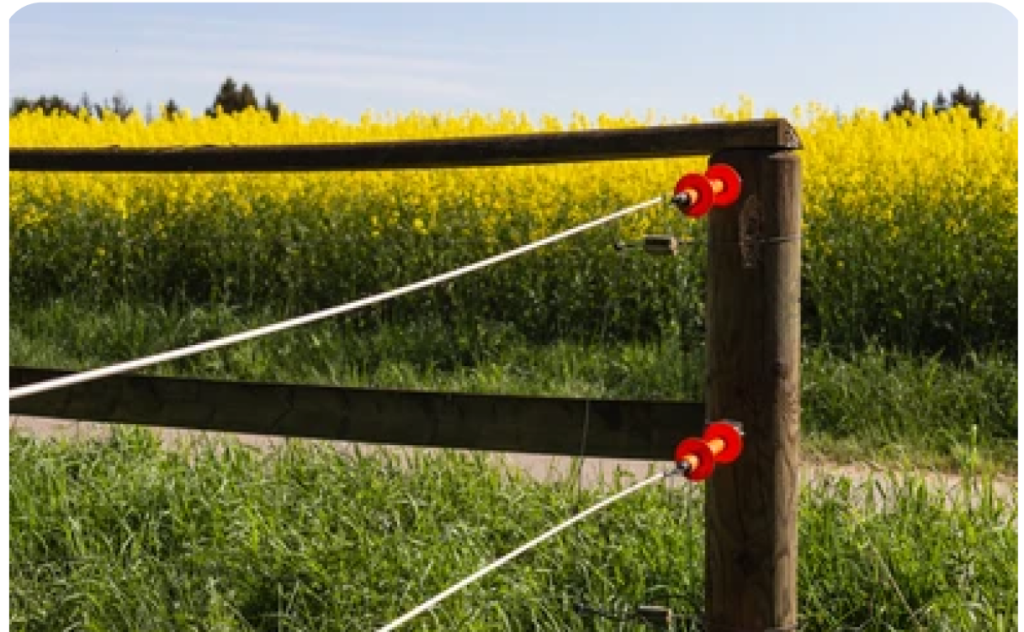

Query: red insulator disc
[705,164,742,207]
[671,436,712,481]
[673,173,715,218]
[702,421,744,464]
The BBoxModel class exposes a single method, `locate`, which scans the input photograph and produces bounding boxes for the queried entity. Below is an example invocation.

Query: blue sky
[7,3,1020,122]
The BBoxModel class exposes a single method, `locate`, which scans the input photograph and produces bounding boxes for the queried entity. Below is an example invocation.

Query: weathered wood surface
[10,120,800,172]
[704,148,801,631]
[9,367,704,460]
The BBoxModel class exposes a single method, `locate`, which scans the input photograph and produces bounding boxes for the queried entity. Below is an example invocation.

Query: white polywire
[375,470,670,632]
[9,196,663,400]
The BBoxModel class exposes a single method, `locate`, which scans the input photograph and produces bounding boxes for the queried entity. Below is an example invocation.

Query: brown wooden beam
[9,120,800,172]
[9,367,705,460]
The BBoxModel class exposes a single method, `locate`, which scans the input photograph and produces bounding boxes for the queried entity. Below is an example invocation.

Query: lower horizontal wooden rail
[9,367,704,460]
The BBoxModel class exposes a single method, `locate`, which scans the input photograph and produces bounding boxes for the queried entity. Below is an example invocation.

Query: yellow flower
[7,97,1016,282]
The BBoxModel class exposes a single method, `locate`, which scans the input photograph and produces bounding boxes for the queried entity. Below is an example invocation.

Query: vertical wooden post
[704,148,801,631]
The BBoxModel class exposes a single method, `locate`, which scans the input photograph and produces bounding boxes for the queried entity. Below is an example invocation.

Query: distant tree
[76,90,135,120]
[9,91,119,119]
[9,96,33,116]
[264,93,281,122]
[948,83,984,122]
[10,94,79,117]
[163,98,181,120]
[206,77,281,121]
[886,89,917,120]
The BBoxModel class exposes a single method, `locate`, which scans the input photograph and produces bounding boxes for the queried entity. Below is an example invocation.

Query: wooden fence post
[704,148,801,631]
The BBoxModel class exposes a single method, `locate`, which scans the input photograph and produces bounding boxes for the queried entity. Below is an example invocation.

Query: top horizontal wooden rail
[9,119,799,172]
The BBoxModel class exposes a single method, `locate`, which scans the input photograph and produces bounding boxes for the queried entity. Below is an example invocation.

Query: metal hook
[613,235,679,256]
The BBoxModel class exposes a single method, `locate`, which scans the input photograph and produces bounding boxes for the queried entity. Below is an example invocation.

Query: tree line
[884,84,986,122]
[9,77,281,122]
[10,78,990,124]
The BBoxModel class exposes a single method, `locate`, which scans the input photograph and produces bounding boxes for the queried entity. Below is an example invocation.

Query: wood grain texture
[10,120,800,172]
[9,367,705,460]
[704,149,801,631]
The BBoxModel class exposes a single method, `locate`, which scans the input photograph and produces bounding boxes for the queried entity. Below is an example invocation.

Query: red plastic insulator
[702,421,744,464]
[674,437,716,481]
[673,164,742,218]
[705,164,742,207]
[674,173,715,218]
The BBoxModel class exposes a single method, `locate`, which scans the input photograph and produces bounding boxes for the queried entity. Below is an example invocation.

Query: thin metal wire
[614,235,802,250]
[565,221,624,601]
[614,236,707,250]
[848,507,926,631]
[574,222,625,485]
[9,196,664,400]
[375,468,678,632]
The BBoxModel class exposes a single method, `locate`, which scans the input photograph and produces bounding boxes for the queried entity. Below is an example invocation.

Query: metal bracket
[614,234,679,256]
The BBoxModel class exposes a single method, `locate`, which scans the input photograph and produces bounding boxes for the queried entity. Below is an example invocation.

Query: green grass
[10,299,1017,473]
[9,428,1017,631]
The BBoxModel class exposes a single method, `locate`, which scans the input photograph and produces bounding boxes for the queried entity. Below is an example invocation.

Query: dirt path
[9,415,1017,503]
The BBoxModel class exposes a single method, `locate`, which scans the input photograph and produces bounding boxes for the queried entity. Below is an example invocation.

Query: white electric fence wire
[9,196,664,401]
[375,470,671,632]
